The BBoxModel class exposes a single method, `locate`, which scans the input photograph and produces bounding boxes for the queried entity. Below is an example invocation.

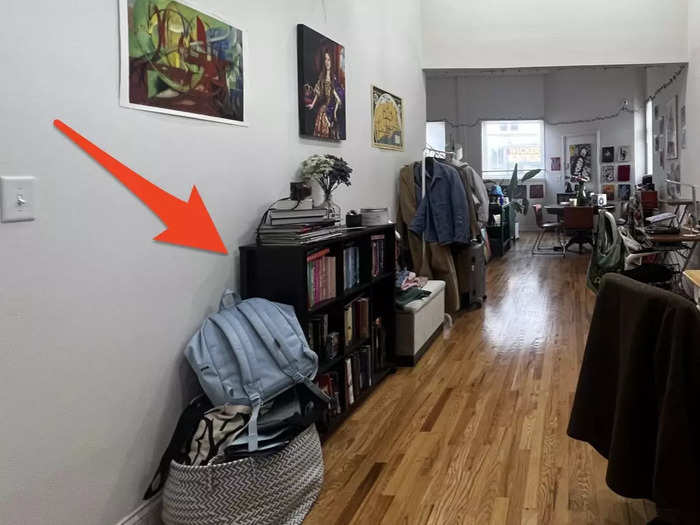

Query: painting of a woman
[297,25,346,140]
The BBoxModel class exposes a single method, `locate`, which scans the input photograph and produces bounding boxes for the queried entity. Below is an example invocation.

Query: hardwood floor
[305,234,656,525]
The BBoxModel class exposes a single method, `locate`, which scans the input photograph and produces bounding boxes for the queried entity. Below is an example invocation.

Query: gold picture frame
[371,85,404,151]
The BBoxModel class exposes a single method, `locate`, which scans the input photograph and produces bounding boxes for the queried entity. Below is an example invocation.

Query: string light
[437,64,687,129]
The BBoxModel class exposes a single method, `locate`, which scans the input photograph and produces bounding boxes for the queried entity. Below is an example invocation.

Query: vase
[320,190,341,223]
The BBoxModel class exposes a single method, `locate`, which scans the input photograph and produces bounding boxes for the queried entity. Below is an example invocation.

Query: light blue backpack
[185,290,329,451]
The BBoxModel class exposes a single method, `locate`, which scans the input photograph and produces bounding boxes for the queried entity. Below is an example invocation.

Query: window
[481,120,544,178]
[645,99,653,174]
[426,120,446,152]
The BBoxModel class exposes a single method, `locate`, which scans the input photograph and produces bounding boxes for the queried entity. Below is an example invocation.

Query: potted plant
[300,154,352,221]
[485,163,541,239]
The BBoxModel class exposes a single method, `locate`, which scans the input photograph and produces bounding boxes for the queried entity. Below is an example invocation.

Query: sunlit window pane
[481,120,544,177]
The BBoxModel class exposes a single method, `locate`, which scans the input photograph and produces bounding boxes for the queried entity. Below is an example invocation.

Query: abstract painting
[371,86,403,150]
[617,145,632,162]
[119,0,246,125]
[569,144,592,180]
[602,184,615,202]
[601,146,615,163]
[550,157,561,171]
[529,184,544,199]
[666,96,678,159]
[617,165,631,182]
[618,184,631,201]
[297,25,346,140]
[602,165,615,182]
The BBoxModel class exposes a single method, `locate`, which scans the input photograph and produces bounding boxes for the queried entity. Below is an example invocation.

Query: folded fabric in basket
[187,404,251,466]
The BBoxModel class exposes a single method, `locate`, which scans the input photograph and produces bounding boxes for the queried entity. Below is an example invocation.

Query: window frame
[480,119,546,180]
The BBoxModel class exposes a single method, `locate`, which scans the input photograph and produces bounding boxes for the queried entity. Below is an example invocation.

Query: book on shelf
[344,357,355,407]
[307,248,337,308]
[271,198,313,211]
[371,234,385,278]
[352,353,361,394]
[343,245,361,290]
[269,207,328,220]
[372,315,387,372]
[343,296,370,349]
[317,371,342,416]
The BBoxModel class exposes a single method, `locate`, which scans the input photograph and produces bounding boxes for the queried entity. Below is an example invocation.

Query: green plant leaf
[508,163,519,198]
[521,169,542,182]
[522,197,529,215]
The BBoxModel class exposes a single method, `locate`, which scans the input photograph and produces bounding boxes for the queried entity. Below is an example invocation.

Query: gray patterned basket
[162,425,324,525]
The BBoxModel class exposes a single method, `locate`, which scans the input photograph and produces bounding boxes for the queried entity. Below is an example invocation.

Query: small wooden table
[646,228,700,272]
[684,270,700,310]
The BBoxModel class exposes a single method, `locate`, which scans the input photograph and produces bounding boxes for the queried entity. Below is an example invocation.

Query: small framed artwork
[550,157,561,171]
[602,165,615,182]
[618,184,631,201]
[371,86,404,150]
[654,134,661,152]
[617,165,631,182]
[617,145,632,162]
[659,116,665,135]
[297,24,346,140]
[667,161,681,197]
[654,105,659,119]
[601,146,615,163]
[660,150,665,169]
[529,184,544,199]
[602,184,615,202]
[681,105,686,128]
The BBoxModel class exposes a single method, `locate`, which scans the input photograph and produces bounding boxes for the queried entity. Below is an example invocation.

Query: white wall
[422,0,689,70]
[0,1,425,524]
[426,68,644,230]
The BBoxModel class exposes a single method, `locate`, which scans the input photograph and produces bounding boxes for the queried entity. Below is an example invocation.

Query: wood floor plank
[305,234,653,524]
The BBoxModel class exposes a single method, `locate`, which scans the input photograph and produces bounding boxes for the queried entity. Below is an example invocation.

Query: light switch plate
[1,175,35,222]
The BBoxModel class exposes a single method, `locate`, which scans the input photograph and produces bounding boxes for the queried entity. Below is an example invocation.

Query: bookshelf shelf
[240,224,396,438]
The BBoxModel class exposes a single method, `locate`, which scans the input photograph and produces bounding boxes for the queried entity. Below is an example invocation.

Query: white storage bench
[395,280,446,365]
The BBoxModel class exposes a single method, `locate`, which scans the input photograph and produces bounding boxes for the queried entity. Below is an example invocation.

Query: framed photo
[617,145,632,163]
[665,96,678,160]
[550,157,561,171]
[654,134,661,152]
[297,24,346,140]
[617,164,631,182]
[602,184,615,202]
[119,0,247,125]
[618,184,631,201]
[371,86,404,150]
[601,165,615,182]
[601,146,615,163]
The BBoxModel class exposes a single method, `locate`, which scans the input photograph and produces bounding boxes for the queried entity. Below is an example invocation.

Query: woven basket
[162,425,323,525]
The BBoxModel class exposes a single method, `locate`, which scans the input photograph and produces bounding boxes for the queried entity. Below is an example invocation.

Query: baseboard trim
[115,495,162,525]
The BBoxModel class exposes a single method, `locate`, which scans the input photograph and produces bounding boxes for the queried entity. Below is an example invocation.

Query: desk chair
[532,204,564,255]
[563,206,594,253]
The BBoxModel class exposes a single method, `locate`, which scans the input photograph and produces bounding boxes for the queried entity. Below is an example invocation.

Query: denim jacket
[409,160,469,244]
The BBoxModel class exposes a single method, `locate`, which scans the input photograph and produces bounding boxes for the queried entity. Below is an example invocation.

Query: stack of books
[307,248,337,308]
[306,313,340,362]
[344,347,374,408]
[257,198,342,245]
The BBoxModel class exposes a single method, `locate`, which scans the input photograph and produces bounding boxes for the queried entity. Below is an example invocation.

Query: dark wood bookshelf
[240,224,396,438]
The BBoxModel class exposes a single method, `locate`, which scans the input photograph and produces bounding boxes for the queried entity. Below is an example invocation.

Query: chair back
[563,206,594,230]
[532,204,545,228]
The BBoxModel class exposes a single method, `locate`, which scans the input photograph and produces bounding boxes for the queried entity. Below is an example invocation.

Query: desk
[647,228,700,272]
[544,205,614,252]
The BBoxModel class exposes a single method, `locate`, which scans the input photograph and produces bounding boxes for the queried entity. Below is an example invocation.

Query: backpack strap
[143,395,212,500]
[209,312,263,451]
[219,289,242,310]
[238,301,330,404]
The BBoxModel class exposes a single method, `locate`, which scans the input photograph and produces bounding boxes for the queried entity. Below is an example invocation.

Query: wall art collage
[119,2,404,149]
[599,145,632,201]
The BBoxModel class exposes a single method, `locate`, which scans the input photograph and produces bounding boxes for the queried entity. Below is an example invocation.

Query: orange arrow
[54,119,227,254]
